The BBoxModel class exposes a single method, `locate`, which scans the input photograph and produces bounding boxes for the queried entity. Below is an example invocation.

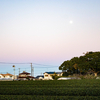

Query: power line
[32,63,58,67]
[0,62,30,64]
[0,62,59,76]
[0,62,59,67]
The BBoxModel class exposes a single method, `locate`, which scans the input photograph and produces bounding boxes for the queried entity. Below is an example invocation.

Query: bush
[79,75,96,79]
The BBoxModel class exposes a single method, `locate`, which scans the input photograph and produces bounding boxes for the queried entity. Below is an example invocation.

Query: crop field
[0,79,100,100]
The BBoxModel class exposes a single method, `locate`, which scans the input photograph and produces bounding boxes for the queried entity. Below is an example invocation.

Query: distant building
[0,73,16,80]
[43,72,63,80]
[18,71,34,80]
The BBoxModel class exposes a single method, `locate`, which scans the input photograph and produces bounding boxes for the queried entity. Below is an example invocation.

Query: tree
[52,73,59,80]
[59,60,73,73]
[83,52,100,76]
[70,57,80,74]
[59,51,100,76]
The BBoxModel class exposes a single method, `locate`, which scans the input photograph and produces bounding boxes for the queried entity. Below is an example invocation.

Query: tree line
[59,51,100,76]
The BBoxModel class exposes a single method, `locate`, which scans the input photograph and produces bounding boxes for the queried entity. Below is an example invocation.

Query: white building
[43,72,63,80]
[0,73,16,80]
[18,71,34,80]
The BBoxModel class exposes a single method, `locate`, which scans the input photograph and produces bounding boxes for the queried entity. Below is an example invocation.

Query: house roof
[18,76,34,78]
[44,72,63,74]
[19,71,30,75]
[56,72,63,74]
[1,73,13,77]
[44,72,55,74]
[36,75,44,79]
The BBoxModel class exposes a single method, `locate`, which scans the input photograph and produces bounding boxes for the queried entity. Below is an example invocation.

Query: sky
[0,0,100,77]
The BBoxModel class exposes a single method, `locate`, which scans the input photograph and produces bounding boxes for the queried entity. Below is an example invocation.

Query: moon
[69,20,73,24]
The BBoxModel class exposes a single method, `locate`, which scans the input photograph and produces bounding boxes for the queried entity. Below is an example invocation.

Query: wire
[0,62,59,67]
[32,63,58,67]
[0,62,30,64]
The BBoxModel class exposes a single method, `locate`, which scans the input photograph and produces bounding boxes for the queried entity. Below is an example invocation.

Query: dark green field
[0,79,100,100]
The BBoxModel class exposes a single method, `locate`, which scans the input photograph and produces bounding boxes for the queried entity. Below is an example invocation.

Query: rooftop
[0,73,13,76]
[19,71,30,75]
[44,72,62,74]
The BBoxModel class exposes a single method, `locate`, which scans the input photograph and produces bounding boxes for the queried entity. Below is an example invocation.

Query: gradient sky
[0,0,100,76]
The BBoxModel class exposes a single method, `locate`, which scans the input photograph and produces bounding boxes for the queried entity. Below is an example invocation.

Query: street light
[12,65,15,80]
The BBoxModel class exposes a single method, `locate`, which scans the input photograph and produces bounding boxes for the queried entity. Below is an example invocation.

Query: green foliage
[0,95,100,100]
[52,73,60,80]
[79,74,96,79]
[59,51,100,76]
[63,72,69,76]
[0,80,100,99]
[62,72,73,76]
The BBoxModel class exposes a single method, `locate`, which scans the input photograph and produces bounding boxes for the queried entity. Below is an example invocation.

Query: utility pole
[31,63,32,76]
[32,67,34,77]
[19,68,20,75]
[12,65,15,80]
[31,63,34,77]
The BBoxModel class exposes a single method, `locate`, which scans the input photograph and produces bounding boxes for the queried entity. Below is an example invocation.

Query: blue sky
[0,0,100,76]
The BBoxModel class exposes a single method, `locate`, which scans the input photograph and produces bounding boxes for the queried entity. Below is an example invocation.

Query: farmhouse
[43,72,63,80]
[0,73,15,80]
[18,71,34,80]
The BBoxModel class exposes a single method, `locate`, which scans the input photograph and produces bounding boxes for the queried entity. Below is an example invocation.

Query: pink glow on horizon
[0,0,100,66]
